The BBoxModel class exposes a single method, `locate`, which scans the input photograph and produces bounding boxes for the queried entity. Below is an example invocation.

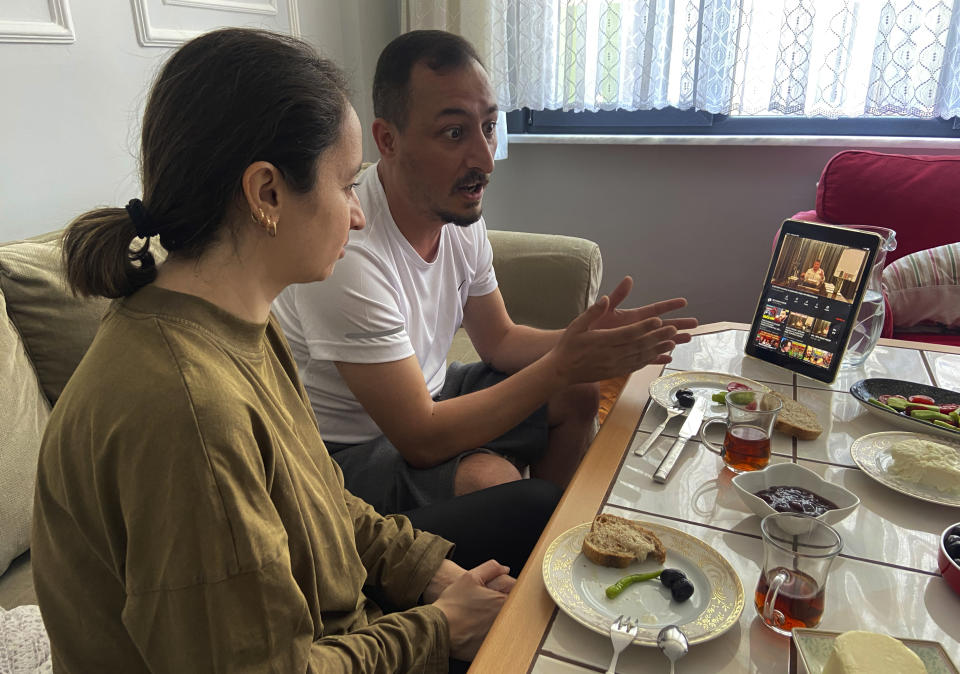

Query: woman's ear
[241,161,282,218]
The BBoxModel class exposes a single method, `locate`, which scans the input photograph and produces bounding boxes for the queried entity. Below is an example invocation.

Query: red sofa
[792,150,960,347]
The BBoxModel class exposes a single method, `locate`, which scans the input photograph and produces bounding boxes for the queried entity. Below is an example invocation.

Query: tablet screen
[744,220,882,383]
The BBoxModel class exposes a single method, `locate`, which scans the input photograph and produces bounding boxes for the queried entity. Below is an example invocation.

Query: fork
[605,614,639,674]
[633,406,684,456]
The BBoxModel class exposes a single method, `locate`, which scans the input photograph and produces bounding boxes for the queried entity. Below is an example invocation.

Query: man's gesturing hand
[549,279,698,385]
[432,559,513,661]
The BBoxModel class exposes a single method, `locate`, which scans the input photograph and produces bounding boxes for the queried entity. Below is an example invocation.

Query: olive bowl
[731,463,860,526]
[939,522,960,597]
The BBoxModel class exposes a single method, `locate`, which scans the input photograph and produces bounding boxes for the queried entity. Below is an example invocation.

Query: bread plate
[850,432,960,508]
[792,628,959,674]
[650,371,772,413]
[541,520,744,646]
[850,378,960,441]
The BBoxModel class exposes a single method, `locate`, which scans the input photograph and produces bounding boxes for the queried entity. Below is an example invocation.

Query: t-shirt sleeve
[289,249,415,364]
[468,219,498,297]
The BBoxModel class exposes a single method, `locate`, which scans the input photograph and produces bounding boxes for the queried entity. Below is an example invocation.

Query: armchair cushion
[882,243,960,329]
[0,232,109,404]
[448,230,602,364]
[0,292,50,577]
[814,150,960,265]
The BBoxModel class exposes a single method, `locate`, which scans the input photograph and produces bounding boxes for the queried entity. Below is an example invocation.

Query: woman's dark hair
[372,30,482,130]
[64,28,351,298]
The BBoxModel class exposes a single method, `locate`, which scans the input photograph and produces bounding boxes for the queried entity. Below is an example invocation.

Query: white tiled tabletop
[525,328,960,674]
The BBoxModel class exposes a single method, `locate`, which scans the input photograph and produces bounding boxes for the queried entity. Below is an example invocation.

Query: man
[803,260,826,289]
[274,30,696,515]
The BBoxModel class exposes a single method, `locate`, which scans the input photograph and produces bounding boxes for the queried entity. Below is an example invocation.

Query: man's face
[813,261,821,270]
[393,60,498,227]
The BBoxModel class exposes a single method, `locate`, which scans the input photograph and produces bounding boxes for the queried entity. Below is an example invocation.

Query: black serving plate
[850,378,960,440]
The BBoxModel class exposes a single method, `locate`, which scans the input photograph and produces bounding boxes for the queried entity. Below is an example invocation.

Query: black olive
[675,389,695,409]
[946,534,960,548]
[946,539,960,559]
[954,557,960,567]
[948,525,960,538]
[659,568,686,589]
[670,578,695,602]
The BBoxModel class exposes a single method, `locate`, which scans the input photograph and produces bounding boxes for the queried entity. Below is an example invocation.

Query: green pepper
[885,396,909,411]
[868,398,897,413]
[711,391,727,404]
[933,420,960,432]
[728,391,753,405]
[605,570,663,599]
[951,410,960,424]
[910,410,954,423]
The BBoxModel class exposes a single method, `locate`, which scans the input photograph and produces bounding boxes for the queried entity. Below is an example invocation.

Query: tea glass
[700,391,782,473]
[754,513,843,635]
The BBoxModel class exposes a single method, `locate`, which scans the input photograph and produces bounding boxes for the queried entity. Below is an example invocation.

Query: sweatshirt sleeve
[121,549,451,673]
[344,486,455,608]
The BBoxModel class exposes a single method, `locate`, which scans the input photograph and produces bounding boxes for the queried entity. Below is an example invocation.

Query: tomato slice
[939,403,960,414]
[908,394,936,405]
[878,394,892,404]
[727,382,751,392]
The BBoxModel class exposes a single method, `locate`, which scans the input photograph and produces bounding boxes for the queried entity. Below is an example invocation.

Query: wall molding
[0,0,75,44]
[131,0,299,47]
[163,0,277,16]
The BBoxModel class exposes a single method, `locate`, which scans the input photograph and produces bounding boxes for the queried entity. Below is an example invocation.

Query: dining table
[469,322,960,673]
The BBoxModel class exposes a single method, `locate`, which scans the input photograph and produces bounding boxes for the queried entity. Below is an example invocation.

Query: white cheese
[888,438,960,495]
[821,631,926,674]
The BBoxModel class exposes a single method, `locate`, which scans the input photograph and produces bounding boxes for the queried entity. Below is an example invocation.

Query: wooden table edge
[467,322,959,672]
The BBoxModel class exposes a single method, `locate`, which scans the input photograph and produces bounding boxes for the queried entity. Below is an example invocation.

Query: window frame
[506,108,960,139]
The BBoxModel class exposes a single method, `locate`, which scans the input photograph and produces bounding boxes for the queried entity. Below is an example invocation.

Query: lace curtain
[403,0,960,121]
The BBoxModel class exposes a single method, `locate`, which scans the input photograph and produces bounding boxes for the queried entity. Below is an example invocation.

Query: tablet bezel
[744,219,883,383]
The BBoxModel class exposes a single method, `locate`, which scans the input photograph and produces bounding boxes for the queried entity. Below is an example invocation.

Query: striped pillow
[882,243,960,329]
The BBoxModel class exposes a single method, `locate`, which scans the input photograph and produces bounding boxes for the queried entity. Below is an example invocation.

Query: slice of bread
[581,514,667,568]
[771,392,822,441]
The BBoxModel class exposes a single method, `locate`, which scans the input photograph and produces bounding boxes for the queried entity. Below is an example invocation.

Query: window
[405,0,960,138]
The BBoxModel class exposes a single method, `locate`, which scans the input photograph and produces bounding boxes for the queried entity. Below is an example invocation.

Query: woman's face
[281,104,365,283]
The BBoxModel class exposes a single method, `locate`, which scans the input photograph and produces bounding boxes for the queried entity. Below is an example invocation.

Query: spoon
[657,624,689,674]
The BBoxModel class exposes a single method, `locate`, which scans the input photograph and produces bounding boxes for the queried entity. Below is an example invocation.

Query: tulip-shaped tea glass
[700,391,782,473]
[755,513,843,635]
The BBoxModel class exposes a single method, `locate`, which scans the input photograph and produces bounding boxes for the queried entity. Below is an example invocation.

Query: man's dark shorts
[324,361,549,514]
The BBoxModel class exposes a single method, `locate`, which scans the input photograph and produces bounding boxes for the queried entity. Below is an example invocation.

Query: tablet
[744,220,882,383]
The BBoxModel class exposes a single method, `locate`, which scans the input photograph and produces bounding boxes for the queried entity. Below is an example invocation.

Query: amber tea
[722,425,771,472]
[754,567,825,631]
[700,391,781,474]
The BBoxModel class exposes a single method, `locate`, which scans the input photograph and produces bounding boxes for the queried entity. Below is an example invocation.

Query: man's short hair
[373,30,483,130]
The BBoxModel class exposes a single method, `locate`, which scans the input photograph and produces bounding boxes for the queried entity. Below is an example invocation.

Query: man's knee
[454,452,523,496]
[549,382,601,425]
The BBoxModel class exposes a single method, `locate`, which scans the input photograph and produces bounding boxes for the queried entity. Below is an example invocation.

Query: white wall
[0,0,398,242]
[482,142,960,325]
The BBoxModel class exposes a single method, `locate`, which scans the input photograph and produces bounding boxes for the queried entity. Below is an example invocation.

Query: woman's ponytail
[62,207,158,298]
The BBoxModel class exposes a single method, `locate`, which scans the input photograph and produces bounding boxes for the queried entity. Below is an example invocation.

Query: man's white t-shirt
[273,163,499,443]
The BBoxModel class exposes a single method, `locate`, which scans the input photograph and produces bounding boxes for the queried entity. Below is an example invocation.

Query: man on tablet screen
[802,260,826,290]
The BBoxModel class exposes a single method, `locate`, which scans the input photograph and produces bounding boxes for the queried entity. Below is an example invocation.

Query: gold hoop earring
[266,218,278,238]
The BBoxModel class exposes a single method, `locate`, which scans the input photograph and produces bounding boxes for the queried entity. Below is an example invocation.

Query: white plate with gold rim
[850,432,960,508]
[541,521,744,646]
[649,371,772,412]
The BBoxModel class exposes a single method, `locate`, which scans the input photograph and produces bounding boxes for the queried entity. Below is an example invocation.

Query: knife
[653,396,708,483]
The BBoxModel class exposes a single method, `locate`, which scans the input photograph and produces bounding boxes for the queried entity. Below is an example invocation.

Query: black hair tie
[125,198,159,238]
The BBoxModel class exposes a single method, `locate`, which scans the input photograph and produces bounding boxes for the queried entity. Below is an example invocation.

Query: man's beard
[437,208,483,227]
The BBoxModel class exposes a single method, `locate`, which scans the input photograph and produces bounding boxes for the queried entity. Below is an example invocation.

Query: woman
[31,29,529,673]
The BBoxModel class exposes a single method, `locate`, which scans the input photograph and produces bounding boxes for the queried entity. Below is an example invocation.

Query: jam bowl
[731,462,860,525]
[939,522,960,597]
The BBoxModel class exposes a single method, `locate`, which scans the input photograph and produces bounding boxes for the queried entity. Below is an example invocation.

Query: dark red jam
[753,485,838,517]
